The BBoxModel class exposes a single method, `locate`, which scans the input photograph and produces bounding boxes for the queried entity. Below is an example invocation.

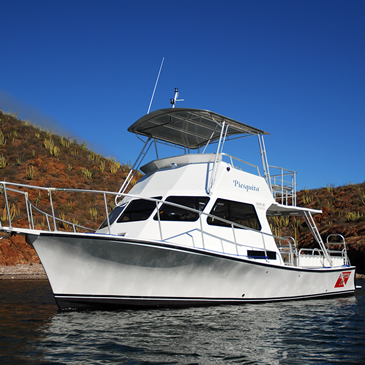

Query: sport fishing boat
[0,99,356,310]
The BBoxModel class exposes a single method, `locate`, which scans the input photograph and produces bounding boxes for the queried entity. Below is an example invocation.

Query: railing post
[24,192,32,229]
[103,193,111,234]
[199,212,205,249]
[156,200,163,241]
[2,183,11,228]
[261,233,269,262]
[258,134,271,191]
[46,216,51,231]
[115,137,153,204]
[208,122,226,194]
[29,204,34,229]
[281,169,284,204]
[289,240,293,266]
[48,188,57,231]
[304,211,332,267]
[231,224,238,255]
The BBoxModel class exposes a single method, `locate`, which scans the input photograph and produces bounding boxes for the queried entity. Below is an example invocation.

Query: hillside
[275,184,365,272]
[0,109,364,272]
[0,109,139,265]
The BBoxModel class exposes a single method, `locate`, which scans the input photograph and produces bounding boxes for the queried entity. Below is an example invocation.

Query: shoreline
[0,264,365,281]
[0,264,47,280]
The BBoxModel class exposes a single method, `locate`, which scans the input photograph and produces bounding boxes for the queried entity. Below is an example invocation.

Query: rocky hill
[0,109,364,272]
[275,184,365,272]
[0,109,140,265]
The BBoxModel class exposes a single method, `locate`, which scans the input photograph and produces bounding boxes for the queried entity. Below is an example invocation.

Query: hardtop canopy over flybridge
[127,107,269,150]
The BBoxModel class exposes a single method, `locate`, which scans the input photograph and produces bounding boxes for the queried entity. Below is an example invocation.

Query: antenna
[170,88,184,108]
[147,57,165,114]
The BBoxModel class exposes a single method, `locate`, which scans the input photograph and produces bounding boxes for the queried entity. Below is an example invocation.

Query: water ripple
[1,280,365,364]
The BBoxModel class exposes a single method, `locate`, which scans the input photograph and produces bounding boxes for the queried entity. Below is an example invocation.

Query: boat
[0,99,356,311]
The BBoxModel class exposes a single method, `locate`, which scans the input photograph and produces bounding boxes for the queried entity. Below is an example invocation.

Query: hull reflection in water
[35,285,365,364]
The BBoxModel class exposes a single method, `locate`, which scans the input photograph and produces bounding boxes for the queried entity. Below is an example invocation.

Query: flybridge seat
[140,153,221,174]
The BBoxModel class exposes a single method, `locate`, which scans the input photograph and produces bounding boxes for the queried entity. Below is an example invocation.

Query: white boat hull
[27,232,356,311]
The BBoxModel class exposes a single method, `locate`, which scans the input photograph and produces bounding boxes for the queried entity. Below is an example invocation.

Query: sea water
[0,279,365,364]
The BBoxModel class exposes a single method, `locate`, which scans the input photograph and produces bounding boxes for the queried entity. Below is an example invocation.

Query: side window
[98,204,126,229]
[117,197,161,223]
[207,199,261,231]
[154,196,210,222]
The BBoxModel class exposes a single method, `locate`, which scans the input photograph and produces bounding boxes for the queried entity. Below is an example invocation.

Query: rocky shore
[0,264,47,280]
[0,264,364,281]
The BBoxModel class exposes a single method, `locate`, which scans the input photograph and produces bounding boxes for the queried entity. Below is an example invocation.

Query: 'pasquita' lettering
[233,180,259,192]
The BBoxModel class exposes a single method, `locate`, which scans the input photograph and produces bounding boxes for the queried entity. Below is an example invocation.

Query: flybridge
[121,107,296,206]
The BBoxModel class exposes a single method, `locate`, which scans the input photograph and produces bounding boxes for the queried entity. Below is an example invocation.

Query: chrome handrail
[0,181,292,264]
[221,153,261,175]
[326,234,350,265]
[269,165,297,206]
[277,236,297,266]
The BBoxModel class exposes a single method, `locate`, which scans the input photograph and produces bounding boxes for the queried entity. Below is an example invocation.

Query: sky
[1,0,364,190]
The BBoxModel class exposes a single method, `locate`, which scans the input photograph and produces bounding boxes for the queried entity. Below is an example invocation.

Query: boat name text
[233,180,259,192]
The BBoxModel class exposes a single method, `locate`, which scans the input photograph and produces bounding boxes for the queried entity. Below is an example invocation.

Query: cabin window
[207,199,261,231]
[116,197,161,223]
[154,196,210,222]
[98,204,126,229]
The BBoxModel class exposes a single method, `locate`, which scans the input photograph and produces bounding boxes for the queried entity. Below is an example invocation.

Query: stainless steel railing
[1,181,348,268]
[0,181,289,264]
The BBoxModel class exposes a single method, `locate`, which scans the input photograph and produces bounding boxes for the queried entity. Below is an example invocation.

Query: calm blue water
[0,280,365,364]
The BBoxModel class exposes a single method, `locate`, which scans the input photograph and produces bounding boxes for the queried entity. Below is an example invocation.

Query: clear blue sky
[1,0,364,190]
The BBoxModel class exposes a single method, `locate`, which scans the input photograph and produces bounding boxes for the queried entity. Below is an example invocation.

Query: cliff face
[0,109,364,271]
